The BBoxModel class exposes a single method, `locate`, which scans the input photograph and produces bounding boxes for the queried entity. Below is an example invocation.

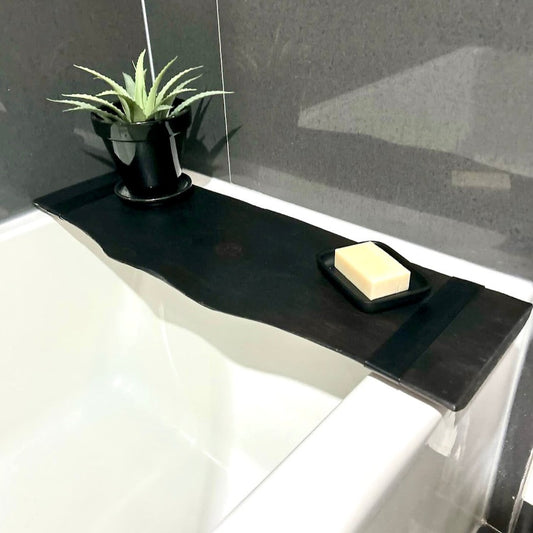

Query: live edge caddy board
[35,173,532,411]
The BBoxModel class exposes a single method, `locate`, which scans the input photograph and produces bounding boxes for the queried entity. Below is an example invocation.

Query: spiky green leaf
[160,75,203,105]
[74,65,130,99]
[61,93,126,120]
[156,66,203,106]
[96,90,119,97]
[66,108,117,122]
[170,90,232,116]
[122,73,136,98]
[161,88,196,106]
[95,89,136,107]
[145,56,177,116]
[49,100,119,122]
[133,50,147,106]
[145,104,173,121]
[95,90,139,122]
[74,64,133,121]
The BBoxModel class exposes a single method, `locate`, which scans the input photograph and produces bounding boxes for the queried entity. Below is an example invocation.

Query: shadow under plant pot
[91,103,192,203]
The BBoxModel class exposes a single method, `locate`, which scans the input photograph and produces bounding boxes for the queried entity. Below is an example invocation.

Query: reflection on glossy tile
[298,47,533,178]
[145,0,230,179]
[218,0,533,278]
[0,0,147,220]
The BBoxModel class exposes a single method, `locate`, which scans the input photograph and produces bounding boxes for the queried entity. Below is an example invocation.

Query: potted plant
[50,50,230,203]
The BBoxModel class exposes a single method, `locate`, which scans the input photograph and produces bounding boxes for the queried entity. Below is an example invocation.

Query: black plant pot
[91,102,192,199]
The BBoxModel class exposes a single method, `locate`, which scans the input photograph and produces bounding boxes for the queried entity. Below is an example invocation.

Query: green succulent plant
[49,50,230,123]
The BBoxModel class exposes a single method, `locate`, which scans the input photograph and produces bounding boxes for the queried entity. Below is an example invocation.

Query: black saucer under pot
[91,103,192,200]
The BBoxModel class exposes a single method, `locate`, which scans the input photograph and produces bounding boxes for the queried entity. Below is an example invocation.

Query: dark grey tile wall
[217,0,533,280]
[145,0,229,179]
[0,0,146,220]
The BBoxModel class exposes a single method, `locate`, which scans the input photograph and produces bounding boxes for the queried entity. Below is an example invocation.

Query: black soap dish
[317,241,431,313]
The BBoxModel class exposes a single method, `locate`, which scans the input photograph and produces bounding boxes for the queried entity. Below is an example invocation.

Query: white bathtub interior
[0,212,371,533]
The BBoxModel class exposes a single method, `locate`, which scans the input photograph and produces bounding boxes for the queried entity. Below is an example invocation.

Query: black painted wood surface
[34,173,531,411]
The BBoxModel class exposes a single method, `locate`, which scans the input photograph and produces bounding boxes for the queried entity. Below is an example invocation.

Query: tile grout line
[140,0,156,83]
[215,0,232,183]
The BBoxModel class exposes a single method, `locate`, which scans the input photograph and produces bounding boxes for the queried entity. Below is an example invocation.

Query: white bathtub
[1,172,531,532]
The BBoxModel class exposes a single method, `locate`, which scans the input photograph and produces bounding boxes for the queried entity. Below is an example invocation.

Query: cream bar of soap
[334,242,411,300]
